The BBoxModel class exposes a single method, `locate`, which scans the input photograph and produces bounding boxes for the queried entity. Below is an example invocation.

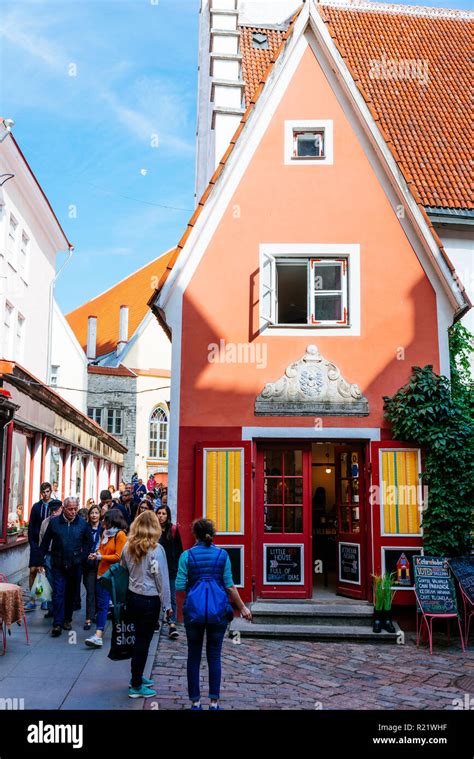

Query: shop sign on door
[264,544,304,585]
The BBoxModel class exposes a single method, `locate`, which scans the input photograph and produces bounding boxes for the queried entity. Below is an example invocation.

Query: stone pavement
[146,624,472,710]
[0,601,158,710]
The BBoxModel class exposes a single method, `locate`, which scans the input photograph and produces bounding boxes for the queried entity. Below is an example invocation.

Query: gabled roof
[148,1,471,320]
[67,249,175,357]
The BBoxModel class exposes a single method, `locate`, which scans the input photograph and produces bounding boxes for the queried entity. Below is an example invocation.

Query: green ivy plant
[383,323,473,557]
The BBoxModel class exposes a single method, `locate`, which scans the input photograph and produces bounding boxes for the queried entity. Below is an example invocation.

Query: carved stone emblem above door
[255,344,369,416]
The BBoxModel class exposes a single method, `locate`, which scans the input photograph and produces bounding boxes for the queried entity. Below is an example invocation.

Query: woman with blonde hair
[121,510,172,698]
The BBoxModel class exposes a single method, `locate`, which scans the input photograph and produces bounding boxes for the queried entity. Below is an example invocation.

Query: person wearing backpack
[176,518,252,710]
[157,504,183,639]
[85,509,128,649]
[121,510,172,698]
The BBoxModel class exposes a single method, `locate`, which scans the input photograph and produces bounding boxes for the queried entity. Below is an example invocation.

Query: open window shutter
[261,252,276,326]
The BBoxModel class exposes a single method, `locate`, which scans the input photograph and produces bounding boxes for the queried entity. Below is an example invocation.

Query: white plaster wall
[239,0,300,25]
[0,190,56,381]
[123,314,171,371]
[438,229,474,334]
[51,300,88,413]
[134,375,171,480]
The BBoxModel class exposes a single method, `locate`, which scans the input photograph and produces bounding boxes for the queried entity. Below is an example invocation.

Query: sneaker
[191,702,203,710]
[41,601,49,610]
[83,622,92,631]
[128,685,157,699]
[168,626,179,640]
[51,625,62,637]
[209,703,221,710]
[25,601,37,612]
[129,676,154,687]
[85,634,103,648]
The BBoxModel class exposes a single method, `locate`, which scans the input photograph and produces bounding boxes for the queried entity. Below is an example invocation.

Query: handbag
[108,603,136,661]
[98,562,129,621]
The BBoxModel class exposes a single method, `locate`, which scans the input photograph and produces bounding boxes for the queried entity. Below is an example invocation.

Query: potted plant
[372,572,396,633]
[6,521,18,544]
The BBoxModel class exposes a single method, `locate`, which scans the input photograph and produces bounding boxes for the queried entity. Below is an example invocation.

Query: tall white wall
[0,131,69,381]
[134,376,171,481]
[438,227,474,374]
[124,313,172,371]
[51,300,88,413]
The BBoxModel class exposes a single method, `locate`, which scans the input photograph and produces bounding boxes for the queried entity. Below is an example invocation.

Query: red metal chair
[415,590,465,655]
[458,585,473,643]
[0,573,30,654]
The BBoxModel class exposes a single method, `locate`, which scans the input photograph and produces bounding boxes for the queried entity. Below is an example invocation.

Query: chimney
[117,305,129,354]
[87,316,97,361]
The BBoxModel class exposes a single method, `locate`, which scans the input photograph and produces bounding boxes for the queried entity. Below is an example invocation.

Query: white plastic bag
[31,573,52,603]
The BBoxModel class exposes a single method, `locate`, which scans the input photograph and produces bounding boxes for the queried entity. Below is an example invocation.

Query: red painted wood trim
[40,435,47,484]
[1,422,14,541]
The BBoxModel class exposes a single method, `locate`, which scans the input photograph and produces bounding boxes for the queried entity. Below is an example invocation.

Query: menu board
[264,545,303,584]
[339,542,360,585]
[413,556,458,614]
[448,557,474,604]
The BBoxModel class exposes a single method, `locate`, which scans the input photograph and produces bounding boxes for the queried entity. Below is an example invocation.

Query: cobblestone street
[147,625,472,711]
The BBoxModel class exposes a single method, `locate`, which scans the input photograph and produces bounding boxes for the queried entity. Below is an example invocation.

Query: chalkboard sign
[264,544,303,584]
[414,556,458,614]
[448,557,474,604]
[339,542,360,585]
[221,546,243,588]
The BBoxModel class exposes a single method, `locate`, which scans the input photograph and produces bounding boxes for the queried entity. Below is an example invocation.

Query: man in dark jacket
[27,482,53,610]
[39,497,92,637]
[116,487,135,526]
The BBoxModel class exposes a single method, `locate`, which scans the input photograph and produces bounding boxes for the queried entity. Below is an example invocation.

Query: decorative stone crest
[255,345,369,416]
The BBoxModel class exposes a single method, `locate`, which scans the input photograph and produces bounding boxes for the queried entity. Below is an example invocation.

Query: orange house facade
[149,2,471,606]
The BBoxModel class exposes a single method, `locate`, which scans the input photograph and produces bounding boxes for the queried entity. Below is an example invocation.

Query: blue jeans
[51,564,82,627]
[165,578,177,625]
[96,582,111,632]
[185,622,228,701]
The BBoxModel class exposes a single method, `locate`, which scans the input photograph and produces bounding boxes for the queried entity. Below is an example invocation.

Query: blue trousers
[44,554,53,613]
[184,622,227,701]
[51,565,82,627]
[96,582,111,632]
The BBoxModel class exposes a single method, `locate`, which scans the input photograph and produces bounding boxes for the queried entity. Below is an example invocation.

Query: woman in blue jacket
[176,518,251,710]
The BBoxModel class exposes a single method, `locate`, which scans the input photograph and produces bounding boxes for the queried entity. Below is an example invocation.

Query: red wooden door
[195,442,253,601]
[370,441,424,607]
[335,445,368,600]
[256,443,312,599]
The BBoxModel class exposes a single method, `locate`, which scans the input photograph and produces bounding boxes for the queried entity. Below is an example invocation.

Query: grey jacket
[121,542,171,611]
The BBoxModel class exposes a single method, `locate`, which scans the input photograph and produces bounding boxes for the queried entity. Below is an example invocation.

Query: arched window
[149,406,168,460]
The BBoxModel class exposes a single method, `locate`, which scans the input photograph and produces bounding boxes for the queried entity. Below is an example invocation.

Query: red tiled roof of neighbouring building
[67,249,175,357]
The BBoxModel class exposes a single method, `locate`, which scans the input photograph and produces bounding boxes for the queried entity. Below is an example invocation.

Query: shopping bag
[31,573,52,603]
[107,604,136,661]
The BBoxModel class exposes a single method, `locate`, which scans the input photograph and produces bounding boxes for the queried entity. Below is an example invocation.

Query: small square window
[293,130,325,159]
[107,409,123,435]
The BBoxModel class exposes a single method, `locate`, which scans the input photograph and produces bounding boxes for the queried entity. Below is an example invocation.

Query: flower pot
[383,610,396,633]
[6,532,18,545]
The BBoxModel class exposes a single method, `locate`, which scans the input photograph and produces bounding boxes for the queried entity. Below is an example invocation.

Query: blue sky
[1,0,471,312]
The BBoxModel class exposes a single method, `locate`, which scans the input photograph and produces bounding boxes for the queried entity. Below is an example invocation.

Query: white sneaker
[85,634,103,648]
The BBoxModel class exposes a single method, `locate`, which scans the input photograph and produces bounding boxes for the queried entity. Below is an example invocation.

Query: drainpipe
[47,247,74,384]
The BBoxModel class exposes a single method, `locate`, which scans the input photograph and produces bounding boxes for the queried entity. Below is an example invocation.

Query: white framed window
[87,407,103,425]
[259,244,360,336]
[50,365,60,387]
[15,313,25,362]
[7,214,18,264]
[284,120,333,165]
[149,406,168,459]
[19,231,29,280]
[3,301,13,357]
[107,408,123,435]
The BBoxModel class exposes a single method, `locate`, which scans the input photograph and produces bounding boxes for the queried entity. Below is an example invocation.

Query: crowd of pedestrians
[25,475,251,707]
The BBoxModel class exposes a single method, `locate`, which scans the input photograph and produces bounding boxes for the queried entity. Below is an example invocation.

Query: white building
[0,118,126,582]
[66,251,174,484]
